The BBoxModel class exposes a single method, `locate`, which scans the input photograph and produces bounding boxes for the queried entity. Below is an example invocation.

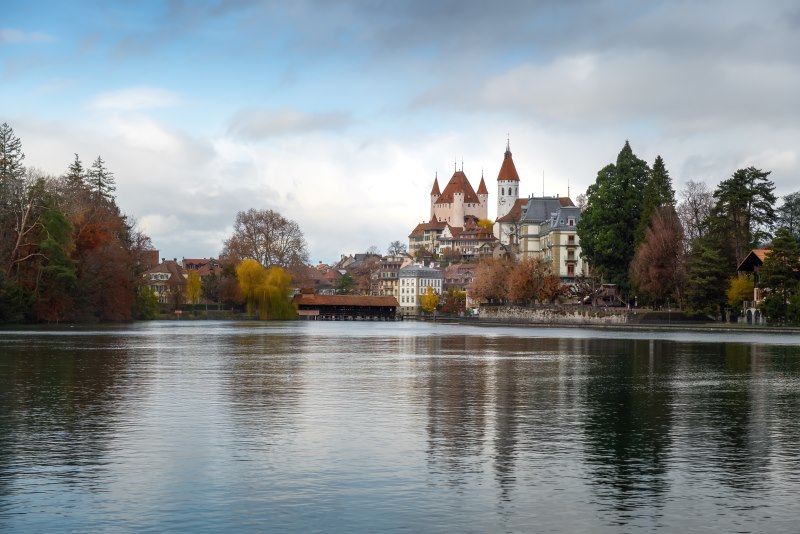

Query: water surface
[1,321,799,532]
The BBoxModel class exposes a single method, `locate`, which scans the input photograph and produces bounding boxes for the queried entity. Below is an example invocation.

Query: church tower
[496,140,520,219]
[430,173,441,220]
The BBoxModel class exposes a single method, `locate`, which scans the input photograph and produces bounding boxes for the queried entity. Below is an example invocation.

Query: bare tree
[677,180,713,248]
[222,208,309,269]
[387,240,407,255]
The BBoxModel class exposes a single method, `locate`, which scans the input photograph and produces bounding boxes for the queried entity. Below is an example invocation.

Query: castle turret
[477,171,489,220]
[496,140,520,219]
[430,173,441,220]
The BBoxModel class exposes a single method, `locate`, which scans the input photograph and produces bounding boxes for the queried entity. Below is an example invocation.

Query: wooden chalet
[293,293,399,321]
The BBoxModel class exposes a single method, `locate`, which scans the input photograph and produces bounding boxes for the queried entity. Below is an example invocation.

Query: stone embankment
[479,305,634,325]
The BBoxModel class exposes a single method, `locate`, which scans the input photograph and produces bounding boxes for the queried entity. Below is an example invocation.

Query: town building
[398,264,444,315]
[519,197,585,282]
[372,254,414,298]
[143,259,187,304]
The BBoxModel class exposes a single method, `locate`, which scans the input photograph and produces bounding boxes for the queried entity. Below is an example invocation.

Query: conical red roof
[435,170,480,205]
[477,176,488,195]
[430,176,441,195]
[496,148,520,182]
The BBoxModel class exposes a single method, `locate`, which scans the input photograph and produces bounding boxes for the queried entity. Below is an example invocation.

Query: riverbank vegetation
[0,122,155,323]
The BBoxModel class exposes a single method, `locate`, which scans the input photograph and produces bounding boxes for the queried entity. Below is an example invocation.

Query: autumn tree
[507,256,548,305]
[577,141,649,293]
[478,218,494,232]
[470,257,509,303]
[257,266,296,320]
[420,286,439,314]
[726,274,754,311]
[185,271,202,305]
[223,208,309,269]
[440,288,466,315]
[236,258,267,315]
[630,206,686,307]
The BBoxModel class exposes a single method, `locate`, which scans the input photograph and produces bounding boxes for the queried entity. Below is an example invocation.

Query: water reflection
[2,323,800,532]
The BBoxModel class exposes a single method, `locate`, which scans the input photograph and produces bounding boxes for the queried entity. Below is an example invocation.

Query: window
[568,218,575,226]
[501,187,505,196]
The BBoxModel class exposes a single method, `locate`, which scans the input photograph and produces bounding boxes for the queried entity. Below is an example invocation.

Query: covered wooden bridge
[293,293,400,321]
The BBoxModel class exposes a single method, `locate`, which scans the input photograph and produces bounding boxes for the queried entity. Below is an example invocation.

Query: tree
[223,208,309,269]
[365,245,381,255]
[709,167,776,266]
[440,288,466,315]
[185,271,202,305]
[470,257,509,303]
[64,154,86,189]
[478,218,494,232]
[387,240,407,255]
[87,156,116,202]
[758,227,800,323]
[35,208,77,322]
[776,192,800,243]
[635,155,675,246]
[420,286,439,314]
[726,274,754,310]
[677,180,713,249]
[577,141,649,293]
[236,258,267,315]
[507,256,549,305]
[630,206,686,307]
[684,236,728,316]
[0,122,25,182]
[336,272,355,294]
[256,266,296,320]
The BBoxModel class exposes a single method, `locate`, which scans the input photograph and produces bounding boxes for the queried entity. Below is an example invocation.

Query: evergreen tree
[709,167,776,266]
[577,141,649,292]
[0,122,26,182]
[758,227,800,323]
[87,155,116,201]
[684,236,728,316]
[64,154,86,189]
[635,155,675,246]
[776,192,800,243]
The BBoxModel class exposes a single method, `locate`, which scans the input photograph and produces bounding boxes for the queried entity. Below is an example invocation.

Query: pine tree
[64,153,86,189]
[684,236,728,316]
[758,227,800,323]
[709,167,776,266]
[0,122,26,182]
[87,155,116,202]
[577,141,649,292]
[777,192,800,243]
[635,155,675,246]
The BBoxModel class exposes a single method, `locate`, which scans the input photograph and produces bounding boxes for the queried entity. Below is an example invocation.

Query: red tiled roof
[560,197,575,207]
[477,176,488,195]
[409,219,448,237]
[435,170,481,205]
[495,198,528,223]
[497,149,520,182]
[293,294,399,307]
[430,177,441,195]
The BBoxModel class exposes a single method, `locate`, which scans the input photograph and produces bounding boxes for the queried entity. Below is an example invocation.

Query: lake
[1,321,800,532]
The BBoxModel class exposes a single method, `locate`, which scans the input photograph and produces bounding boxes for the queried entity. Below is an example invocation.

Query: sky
[2,1,799,264]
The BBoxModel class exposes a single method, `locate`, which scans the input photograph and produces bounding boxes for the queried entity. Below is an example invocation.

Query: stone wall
[480,305,634,325]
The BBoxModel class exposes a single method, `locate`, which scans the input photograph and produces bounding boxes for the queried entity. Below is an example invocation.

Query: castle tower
[477,171,489,220]
[496,140,520,219]
[430,173,441,220]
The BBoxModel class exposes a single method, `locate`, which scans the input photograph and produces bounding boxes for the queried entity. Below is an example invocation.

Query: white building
[398,264,443,315]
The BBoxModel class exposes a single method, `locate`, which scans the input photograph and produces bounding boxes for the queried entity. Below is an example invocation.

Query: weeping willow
[236,260,296,319]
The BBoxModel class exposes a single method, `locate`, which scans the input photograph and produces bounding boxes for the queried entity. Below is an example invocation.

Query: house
[519,196,585,282]
[143,259,187,304]
[737,249,770,323]
[372,254,414,298]
[398,264,444,315]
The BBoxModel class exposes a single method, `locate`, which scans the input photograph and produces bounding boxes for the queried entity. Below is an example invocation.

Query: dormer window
[568,218,575,226]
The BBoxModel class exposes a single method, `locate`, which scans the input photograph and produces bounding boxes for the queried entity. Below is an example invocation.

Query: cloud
[227,108,352,140]
[90,87,182,111]
[0,28,54,43]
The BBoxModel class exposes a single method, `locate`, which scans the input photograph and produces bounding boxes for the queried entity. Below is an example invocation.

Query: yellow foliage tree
[257,266,296,320]
[236,260,296,320]
[236,258,267,315]
[420,286,439,314]
[478,218,494,232]
[727,274,754,309]
[185,271,202,305]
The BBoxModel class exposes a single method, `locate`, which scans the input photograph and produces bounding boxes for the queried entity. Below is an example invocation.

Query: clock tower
[496,140,520,219]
